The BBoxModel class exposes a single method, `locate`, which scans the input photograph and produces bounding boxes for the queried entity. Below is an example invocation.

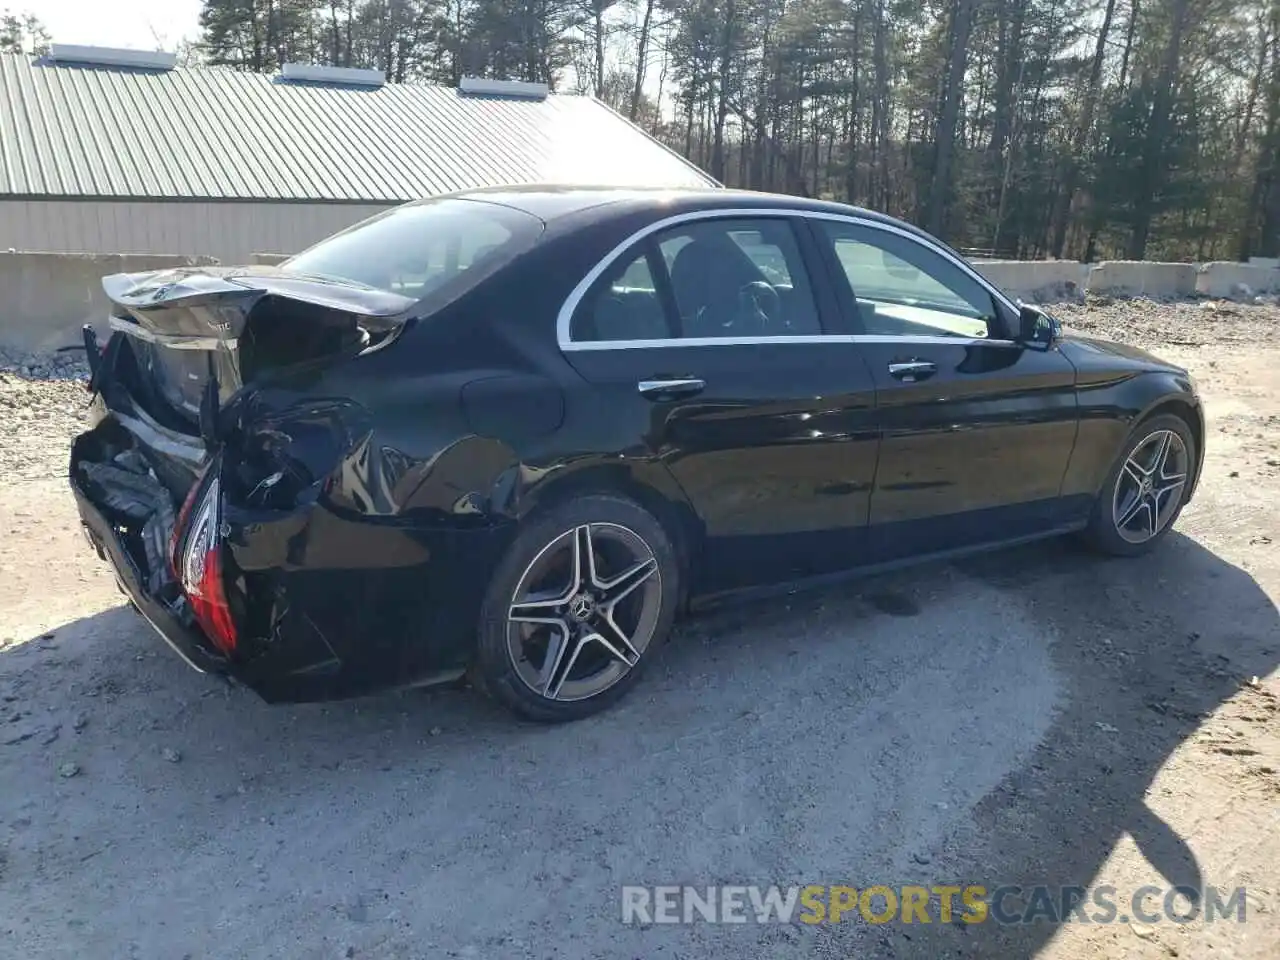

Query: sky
[16,0,203,50]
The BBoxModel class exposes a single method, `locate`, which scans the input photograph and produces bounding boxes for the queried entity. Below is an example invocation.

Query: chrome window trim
[569,334,840,350]
[566,333,1018,351]
[556,207,1019,352]
[851,334,1019,347]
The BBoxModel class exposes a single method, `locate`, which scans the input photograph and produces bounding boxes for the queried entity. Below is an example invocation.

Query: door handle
[887,360,937,383]
[638,378,706,400]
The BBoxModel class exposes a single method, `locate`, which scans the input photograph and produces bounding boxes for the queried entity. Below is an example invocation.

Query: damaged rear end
[71,265,416,689]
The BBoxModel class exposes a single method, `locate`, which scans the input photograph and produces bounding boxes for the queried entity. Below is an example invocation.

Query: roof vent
[48,44,177,71]
[280,63,385,87]
[458,76,549,100]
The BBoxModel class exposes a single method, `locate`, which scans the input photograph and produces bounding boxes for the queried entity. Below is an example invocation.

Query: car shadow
[851,531,1280,958]
[0,530,1275,958]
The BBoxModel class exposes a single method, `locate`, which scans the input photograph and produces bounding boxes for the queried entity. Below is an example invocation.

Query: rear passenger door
[560,214,881,594]
[807,216,1079,559]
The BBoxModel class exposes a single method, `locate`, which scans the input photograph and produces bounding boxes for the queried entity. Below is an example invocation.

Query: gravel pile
[0,372,92,481]
[1052,295,1280,349]
[0,345,91,381]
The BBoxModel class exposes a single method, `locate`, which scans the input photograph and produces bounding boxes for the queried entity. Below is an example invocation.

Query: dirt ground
[1,297,1278,960]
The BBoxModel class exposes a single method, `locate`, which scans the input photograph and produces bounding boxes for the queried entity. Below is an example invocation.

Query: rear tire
[474,494,680,722]
[1082,413,1195,557]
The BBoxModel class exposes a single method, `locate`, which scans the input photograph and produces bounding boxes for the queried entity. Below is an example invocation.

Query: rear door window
[571,249,672,342]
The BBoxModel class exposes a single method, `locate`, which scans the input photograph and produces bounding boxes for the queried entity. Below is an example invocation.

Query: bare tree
[926,0,977,236]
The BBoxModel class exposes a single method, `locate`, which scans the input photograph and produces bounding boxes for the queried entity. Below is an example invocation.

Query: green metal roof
[0,54,717,202]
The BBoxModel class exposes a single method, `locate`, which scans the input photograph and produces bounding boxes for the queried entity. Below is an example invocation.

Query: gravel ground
[0,346,91,483]
[1,298,1278,960]
[1054,295,1280,348]
[0,374,89,483]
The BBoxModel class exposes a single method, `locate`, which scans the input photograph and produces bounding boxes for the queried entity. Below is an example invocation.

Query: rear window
[282,198,544,299]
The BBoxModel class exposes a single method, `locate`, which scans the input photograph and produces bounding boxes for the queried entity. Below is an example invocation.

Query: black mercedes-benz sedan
[70,187,1204,721]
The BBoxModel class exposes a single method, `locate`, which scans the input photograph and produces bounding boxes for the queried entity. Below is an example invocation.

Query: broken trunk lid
[102,266,416,424]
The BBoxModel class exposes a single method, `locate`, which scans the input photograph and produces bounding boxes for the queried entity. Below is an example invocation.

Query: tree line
[8,2,1280,260]
[0,9,49,56]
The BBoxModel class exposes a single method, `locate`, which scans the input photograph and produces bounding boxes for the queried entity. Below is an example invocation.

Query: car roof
[446,184,912,233]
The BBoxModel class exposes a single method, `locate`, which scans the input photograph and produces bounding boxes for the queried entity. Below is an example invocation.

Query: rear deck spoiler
[99,267,418,445]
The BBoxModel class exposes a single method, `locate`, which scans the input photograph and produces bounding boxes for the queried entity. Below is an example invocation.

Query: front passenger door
[810,218,1079,560]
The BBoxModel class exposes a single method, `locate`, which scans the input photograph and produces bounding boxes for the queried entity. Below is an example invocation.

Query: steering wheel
[737,281,783,334]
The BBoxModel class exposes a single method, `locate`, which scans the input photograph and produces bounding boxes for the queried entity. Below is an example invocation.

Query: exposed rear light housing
[170,477,201,578]
[174,476,237,655]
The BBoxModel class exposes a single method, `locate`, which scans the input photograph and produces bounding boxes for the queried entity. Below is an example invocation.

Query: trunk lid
[103,266,415,429]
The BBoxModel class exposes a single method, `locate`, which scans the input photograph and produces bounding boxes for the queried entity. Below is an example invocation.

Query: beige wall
[0,200,394,264]
[0,252,220,353]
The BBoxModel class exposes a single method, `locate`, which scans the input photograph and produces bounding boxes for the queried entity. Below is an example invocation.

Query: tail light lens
[174,476,237,655]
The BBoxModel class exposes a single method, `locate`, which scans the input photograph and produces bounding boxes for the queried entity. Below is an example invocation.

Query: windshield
[282,198,544,299]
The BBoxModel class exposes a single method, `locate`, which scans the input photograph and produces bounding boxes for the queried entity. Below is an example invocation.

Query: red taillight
[175,476,237,655]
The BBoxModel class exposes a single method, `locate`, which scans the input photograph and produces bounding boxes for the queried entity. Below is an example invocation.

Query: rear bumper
[219,505,511,702]
[71,329,516,703]
[71,426,511,703]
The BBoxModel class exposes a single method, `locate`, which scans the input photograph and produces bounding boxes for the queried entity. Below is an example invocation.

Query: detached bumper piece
[71,433,228,675]
[76,449,175,595]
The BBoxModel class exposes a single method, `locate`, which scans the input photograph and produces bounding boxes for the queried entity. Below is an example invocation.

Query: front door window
[816,221,1001,340]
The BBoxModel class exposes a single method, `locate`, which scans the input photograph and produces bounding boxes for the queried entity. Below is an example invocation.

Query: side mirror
[1017,304,1059,349]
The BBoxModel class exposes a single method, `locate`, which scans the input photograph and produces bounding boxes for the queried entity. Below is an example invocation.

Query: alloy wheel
[506,523,662,702]
[1111,428,1189,544]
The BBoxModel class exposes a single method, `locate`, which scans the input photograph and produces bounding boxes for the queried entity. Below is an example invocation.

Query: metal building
[0,47,717,264]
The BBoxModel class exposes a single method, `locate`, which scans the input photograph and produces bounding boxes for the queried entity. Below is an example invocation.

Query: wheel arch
[1135,392,1205,501]
[513,460,703,607]
[1068,368,1205,506]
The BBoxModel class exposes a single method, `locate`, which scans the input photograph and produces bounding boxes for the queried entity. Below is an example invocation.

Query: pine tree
[0,9,50,54]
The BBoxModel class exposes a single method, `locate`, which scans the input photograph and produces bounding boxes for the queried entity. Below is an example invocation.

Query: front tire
[1083,412,1196,557]
[474,494,680,722]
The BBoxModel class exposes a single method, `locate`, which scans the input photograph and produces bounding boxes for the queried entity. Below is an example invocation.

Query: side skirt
[686,520,1090,614]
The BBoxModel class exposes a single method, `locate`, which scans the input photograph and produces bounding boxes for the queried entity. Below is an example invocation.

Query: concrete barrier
[1088,260,1198,298]
[0,252,219,354]
[972,260,1090,301]
[252,253,291,266]
[974,258,1279,301]
[1197,261,1280,298]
